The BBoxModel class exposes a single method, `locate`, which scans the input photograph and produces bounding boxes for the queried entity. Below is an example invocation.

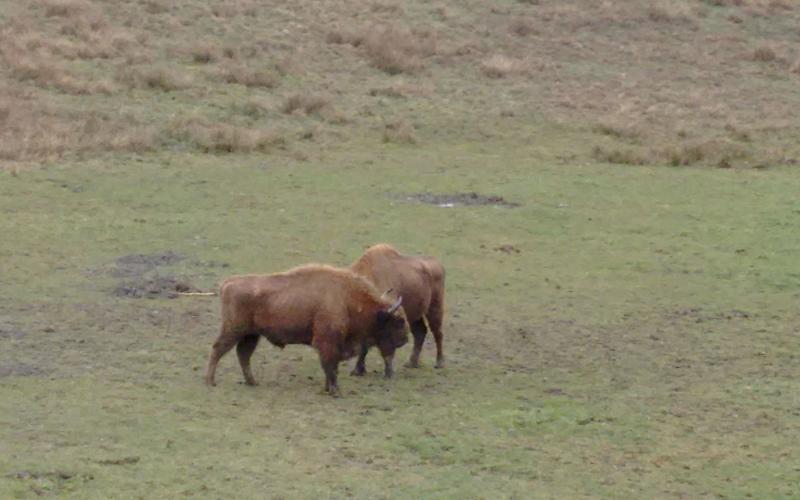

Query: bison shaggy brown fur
[205,264,409,396]
[350,244,445,376]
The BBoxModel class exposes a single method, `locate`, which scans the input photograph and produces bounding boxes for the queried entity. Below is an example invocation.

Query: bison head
[375,294,409,355]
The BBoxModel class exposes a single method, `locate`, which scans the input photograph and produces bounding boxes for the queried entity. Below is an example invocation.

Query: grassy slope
[2,137,799,497]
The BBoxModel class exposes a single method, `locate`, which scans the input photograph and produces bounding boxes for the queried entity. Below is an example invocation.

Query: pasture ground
[2,0,800,498]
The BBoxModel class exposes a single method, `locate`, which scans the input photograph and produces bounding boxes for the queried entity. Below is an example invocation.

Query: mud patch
[0,362,47,377]
[114,275,198,299]
[112,251,184,278]
[0,317,25,339]
[395,192,519,208]
[495,244,521,254]
[96,456,140,466]
[103,251,202,299]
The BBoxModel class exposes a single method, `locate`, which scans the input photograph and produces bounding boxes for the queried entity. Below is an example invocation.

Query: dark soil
[0,362,46,377]
[105,251,200,298]
[114,275,197,299]
[112,251,184,277]
[397,192,520,208]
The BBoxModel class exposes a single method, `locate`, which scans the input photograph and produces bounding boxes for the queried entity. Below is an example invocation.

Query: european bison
[205,264,409,396]
[350,244,445,376]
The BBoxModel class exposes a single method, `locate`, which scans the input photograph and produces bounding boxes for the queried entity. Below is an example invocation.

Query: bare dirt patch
[0,362,46,377]
[107,251,199,298]
[113,250,183,276]
[397,192,520,208]
[113,275,198,299]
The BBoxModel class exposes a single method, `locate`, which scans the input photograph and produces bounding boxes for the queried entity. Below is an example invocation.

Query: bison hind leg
[206,332,240,386]
[236,334,260,386]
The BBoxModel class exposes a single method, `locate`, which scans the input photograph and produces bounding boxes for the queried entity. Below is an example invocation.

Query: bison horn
[380,288,394,301]
[387,295,403,314]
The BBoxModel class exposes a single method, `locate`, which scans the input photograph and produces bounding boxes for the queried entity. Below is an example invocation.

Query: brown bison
[350,244,445,376]
[205,264,409,396]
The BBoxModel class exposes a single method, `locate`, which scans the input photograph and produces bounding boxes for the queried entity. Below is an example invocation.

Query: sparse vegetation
[281,94,330,115]
[216,64,278,88]
[480,54,526,78]
[363,25,436,74]
[168,117,285,153]
[116,65,191,91]
[382,119,417,144]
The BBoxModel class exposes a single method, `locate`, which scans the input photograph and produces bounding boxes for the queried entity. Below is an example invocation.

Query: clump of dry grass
[2,42,115,94]
[116,65,191,91]
[751,46,777,62]
[591,146,647,166]
[593,138,751,168]
[326,28,365,46]
[363,25,436,74]
[480,55,527,78]
[234,99,270,119]
[170,118,285,153]
[383,120,417,144]
[509,18,538,36]
[189,45,219,64]
[0,96,158,160]
[210,1,257,18]
[216,64,278,88]
[592,121,641,141]
[282,94,330,115]
[40,0,92,18]
[369,81,432,98]
[646,6,693,24]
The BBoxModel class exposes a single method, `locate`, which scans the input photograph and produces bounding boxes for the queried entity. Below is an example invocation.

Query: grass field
[2,0,800,498]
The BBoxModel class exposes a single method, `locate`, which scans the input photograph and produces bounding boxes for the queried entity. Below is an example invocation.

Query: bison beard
[204,264,408,397]
[349,244,446,377]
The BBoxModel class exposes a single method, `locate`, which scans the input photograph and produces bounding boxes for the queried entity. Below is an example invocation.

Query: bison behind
[350,244,445,376]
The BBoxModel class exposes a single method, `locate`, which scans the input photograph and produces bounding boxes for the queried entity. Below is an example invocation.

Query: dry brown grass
[169,118,285,153]
[509,18,538,37]
[751,46,777,62]
[369,81,432,98]
[362,25,437,74]
[382,119,417,144]
[1,43,115,94]
[282,94,330,116]
[116,65,191,91]
[0,94,158,161]
[189,45,220,64]
[593,138,752,168]
[40,0,93,18]
[480,55,527,78]
[216,64,278,88]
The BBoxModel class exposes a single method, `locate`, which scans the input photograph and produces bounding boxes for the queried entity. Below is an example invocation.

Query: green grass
[2,135,799,497]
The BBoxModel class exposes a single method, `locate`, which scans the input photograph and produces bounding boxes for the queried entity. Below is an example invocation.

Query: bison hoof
[404,360,420,369]
[244,379,259,386]
[434,359,445,369]
[329,387,341,398]
[350,367,366,377]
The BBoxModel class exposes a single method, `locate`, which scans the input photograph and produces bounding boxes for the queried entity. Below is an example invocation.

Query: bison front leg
[382,352,394,379]
[321,358,341,397]
[350,343,369,377]
[313,326,345,397]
